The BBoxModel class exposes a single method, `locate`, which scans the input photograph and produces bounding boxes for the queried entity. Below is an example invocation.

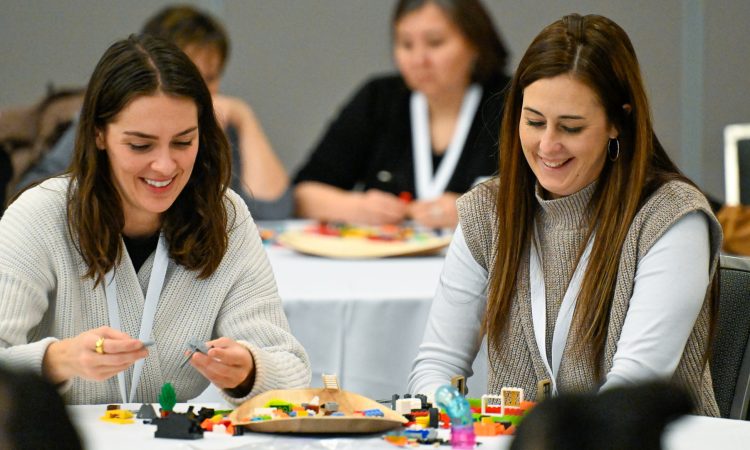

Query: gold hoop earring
[608,138,620,161]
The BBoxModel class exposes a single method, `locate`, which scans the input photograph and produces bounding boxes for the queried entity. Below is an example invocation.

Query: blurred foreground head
[511,382,693,450]
[0,364,82,449]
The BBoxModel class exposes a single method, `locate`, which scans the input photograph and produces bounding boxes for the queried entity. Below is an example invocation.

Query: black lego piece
[428,407,439,428]
[153,409,204,440]
[415,394,429,409]
[196,407,216,424]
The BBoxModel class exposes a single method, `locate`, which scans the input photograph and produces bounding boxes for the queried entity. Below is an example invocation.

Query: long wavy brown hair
[67,34,232,285]
[485,14,710,379]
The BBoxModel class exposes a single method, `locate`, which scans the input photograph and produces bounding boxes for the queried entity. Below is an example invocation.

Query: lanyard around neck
[410,84,482,200]
[104,233,169,403]
[529,223,594,395]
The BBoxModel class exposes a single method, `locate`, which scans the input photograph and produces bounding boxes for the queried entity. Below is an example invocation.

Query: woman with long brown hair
[409,13,721,415]
[0,34,310,404]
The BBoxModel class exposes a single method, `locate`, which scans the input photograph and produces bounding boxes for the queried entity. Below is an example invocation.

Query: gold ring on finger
[95,337,105,355]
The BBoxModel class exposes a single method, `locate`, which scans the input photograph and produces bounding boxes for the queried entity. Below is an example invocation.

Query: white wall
[1,0,748,199]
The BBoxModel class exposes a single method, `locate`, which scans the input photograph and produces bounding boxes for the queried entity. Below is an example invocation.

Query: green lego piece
[266,399,293,413]
[158,382,177,413]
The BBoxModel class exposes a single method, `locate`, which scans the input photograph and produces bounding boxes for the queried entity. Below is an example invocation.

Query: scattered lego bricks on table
[259,226,281,245]
[232,395,392,423]
[153,406,244,439]
[99,401,243,440]
[308,222,439,243]
[100,406,135,424]
[382,387,538,446]
[260,222,439,246]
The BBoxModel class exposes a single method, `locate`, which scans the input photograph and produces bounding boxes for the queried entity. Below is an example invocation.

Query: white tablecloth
[263,222,489,400]
[191,221,488,403]
[69,403,507,450]
[68,404,750,450]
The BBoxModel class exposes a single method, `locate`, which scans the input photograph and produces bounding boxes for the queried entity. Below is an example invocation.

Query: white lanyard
[104,233,169,403]
[529,224,594,395]
[410,84,482,200]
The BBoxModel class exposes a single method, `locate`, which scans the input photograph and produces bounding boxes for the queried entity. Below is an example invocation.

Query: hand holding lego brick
[353,189,410,225]
[42,326,149,384]
[407,192,459,228]
[187,337,255,396]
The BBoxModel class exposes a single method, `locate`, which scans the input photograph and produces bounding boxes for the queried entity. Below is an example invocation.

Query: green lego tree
[158,382,177,415]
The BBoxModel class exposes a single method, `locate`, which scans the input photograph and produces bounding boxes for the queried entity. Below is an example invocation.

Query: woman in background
[19,5,292,219]
[0,34,309,404]
[294,0,510,228]
[408,13,721,416]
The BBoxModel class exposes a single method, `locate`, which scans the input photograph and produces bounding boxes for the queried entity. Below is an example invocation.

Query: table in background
[263,222,489,400]
[68,404,750,450]
[191,220,488,403]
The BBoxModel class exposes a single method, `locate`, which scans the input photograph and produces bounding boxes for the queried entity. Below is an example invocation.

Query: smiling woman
[409,13,722,417]
[0,34,310,405]
[519,75,616,199]
[95,94,199,237]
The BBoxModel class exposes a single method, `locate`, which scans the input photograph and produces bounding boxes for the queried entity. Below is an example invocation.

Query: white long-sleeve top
[408,211,709,396]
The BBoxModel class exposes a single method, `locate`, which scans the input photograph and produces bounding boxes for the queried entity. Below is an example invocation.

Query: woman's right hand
[295,182,409,225]
[42,326,149,384]
[353,189,409,225]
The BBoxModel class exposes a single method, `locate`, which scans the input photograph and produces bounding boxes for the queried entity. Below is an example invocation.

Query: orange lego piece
[384,435,409,446]
[200,418,214,431]
[520,400,536,412]
[474,420,504,436]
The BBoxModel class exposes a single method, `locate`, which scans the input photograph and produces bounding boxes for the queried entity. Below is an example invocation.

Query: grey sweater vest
[457,179,722,416]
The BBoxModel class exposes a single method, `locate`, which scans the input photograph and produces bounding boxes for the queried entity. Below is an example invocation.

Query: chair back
[724,124,750,206]
[711,254,750,419]
[0,149,12,217]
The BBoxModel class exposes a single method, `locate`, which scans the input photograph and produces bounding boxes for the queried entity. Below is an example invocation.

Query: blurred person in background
[18,5,292,219]
[294,0,510,228]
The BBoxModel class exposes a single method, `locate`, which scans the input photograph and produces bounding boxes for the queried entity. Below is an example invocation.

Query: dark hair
[0,365,83,449]
[141,5,230,73]
[392,0,509,85]
[67,34,232,284]
[486,14,704,377]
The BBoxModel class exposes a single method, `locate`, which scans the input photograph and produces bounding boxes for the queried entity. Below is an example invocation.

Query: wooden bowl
[229,387,407,434]
[278,230,450,259]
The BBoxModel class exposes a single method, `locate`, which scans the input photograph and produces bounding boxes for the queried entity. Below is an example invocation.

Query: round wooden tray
[278,230,451,259]
[229,387,407,434]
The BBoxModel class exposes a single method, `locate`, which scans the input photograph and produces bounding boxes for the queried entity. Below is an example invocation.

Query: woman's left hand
[408,192,460,229]
[189,337,255,392]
